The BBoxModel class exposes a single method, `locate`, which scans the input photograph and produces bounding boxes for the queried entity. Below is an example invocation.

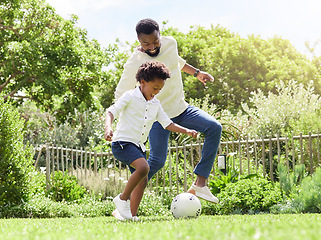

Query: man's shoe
[113,194,132,219]
[112,209,125,221]
[188,184,219,203]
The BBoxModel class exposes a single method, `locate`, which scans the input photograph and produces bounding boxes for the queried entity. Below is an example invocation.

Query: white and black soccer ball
[171,192,202,219]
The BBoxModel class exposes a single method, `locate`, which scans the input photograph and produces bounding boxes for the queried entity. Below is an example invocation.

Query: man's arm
[181,63,214,86]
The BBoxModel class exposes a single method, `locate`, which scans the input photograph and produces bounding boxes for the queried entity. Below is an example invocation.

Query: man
[114,18,222,218]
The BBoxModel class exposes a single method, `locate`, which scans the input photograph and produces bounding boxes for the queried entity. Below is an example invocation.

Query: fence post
[309,132,313,173]
[292,134,295,170]
[94,150,97,177]
[50,145,54,177]
[285,135,289,172]
[269,136,274,181]
[246,135,250,174]
[175,142,179,195]
[168,142,172,196]
[60,145,64,173]
[183,143,187,192]
[254,137,258,173]
[261,136,266,177]
[277,134,281,164]
[238,138,242,175]
[300,133,303,165]
[45,144,50,190]
[190,142,194,183]
[317,132,320,164]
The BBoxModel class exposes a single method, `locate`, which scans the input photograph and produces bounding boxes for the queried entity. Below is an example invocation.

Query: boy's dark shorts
[112,141,146,173]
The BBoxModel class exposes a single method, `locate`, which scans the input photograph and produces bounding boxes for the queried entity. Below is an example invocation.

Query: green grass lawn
[1,214,321,240]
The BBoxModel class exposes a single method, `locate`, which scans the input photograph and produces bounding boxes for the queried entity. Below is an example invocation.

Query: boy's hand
[104,128,114,141]
[186,129,198,138]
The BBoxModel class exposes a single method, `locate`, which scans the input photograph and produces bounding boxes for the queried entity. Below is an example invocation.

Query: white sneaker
[188,184,219,203]
[112,209,125,221]
[113,194,132,219]
[132,216,140,222]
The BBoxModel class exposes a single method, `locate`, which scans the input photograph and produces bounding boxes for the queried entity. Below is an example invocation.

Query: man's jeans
[147,105,222,180]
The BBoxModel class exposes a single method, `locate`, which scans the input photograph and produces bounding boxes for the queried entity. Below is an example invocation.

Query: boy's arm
[104,111,114,141]
[166,123,198,138]
[181,63,214,86]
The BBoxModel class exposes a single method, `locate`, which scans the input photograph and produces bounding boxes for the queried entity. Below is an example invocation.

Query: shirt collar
[133,86,157,103]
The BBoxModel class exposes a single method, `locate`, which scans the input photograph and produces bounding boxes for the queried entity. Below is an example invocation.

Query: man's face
[138,30,161,57]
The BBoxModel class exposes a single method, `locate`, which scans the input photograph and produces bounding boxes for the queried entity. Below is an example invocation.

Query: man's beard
[145,47,160,57]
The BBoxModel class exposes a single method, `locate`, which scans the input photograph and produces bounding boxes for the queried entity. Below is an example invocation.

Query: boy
[105,61,198,220]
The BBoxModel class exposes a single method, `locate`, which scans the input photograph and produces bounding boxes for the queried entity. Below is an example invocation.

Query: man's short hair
[136,18,159,36]
[136,61,170,82]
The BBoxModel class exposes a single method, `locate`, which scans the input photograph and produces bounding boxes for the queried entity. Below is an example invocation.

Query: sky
[46,0,321,56]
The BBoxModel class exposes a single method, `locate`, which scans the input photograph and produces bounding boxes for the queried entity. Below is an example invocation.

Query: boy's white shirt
[108,87,173,152]
[115,36,188,118]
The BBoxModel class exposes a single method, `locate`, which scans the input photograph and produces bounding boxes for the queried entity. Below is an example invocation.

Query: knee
[206,120,222,136]
[151,160,165,173]
[136,163,150,178]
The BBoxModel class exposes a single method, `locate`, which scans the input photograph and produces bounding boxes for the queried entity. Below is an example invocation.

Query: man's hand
[197,71,214,86]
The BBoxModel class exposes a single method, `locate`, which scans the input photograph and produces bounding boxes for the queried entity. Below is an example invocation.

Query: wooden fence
[34,132,321,196]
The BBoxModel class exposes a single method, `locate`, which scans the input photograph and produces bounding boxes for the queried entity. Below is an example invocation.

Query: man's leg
[172,105,222,202]
[130,121,170,216]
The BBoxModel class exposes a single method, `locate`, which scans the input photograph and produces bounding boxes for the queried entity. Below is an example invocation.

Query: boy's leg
[121,158,149,200]
[130,176,148,216]
[114,157,149,219]
[130,122,170,216]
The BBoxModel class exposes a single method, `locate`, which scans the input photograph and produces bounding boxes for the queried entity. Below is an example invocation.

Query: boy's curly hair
[136,61,171,83]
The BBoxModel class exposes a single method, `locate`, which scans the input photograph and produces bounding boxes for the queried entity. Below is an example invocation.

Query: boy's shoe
[113,194,132,219]
[188,184,219,203]
[112,209,125,221]
[132,216,140,222]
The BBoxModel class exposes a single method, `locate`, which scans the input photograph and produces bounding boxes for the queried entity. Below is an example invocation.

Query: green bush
[290,167,321,213]
[243,80,321,137]
[0,194,114,218]
[47,171,88,202]
[207,177,282,215]
[278,164,306,197]
[0,96,34,207]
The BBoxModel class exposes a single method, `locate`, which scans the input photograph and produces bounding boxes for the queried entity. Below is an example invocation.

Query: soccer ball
[171,192,202,219]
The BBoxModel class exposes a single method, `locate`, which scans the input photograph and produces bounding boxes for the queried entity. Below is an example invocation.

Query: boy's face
[138,30,161,57]
[140,78,165,101]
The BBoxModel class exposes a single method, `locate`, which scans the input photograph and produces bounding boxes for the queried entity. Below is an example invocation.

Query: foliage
[161,25,321,113]
[0,95,34,207]
[0,0,109,121]
[46,171,88,203]
[243,80,321,137]
[0,194,114,218]
[212,177,282,215]
[290,167,321,213]
[278,164,306,197]
[272,167,321,214]
[22,103,109,150]
[209,169,258,194]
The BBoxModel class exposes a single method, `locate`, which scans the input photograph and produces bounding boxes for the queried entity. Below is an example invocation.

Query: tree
[162,25,321,112]
[0,0,109,120]
[0,95,34,207]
